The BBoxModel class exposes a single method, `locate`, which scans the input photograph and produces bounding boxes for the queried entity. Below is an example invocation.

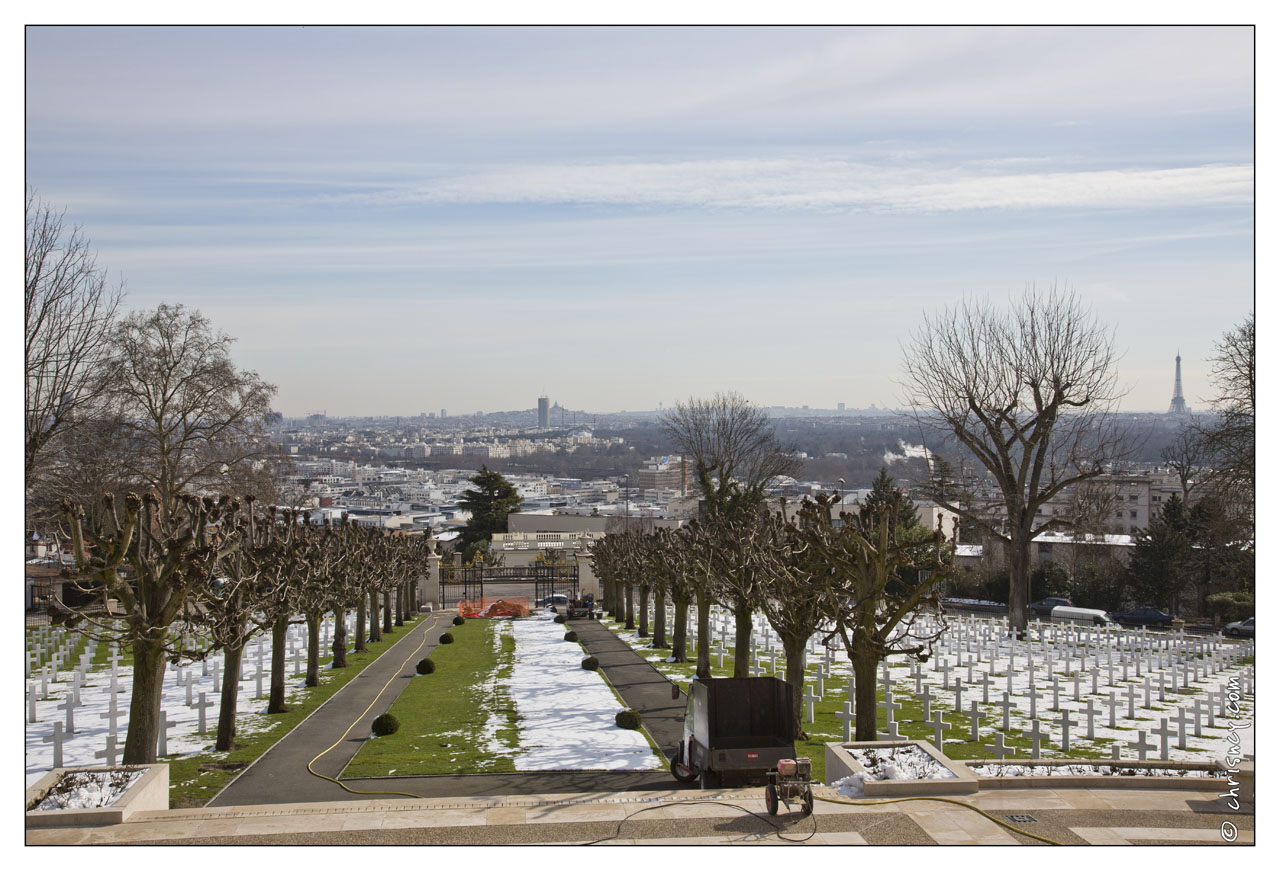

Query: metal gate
[439,565,578,609]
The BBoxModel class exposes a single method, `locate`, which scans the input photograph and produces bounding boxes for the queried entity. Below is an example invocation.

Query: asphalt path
[208,610,692,806]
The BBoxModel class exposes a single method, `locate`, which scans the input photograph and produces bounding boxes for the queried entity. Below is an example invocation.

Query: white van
[1050,606,1116,627]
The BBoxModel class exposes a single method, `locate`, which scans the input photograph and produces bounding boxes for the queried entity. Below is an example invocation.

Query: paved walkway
[209,611,692,806]
[29,785,1253,845]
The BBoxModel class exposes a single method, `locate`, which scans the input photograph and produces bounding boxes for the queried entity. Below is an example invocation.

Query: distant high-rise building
[1168,352,1188,415]
[838,402,845,412]
[538,396,550,428]
[440,408,447,419]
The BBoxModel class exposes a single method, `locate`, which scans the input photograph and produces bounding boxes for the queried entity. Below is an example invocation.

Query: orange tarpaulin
[458,597,531,618]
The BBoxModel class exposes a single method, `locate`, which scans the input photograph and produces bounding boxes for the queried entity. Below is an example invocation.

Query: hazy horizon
[26,25,1254,418]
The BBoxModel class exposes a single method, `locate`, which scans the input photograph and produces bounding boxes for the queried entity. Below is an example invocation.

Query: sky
[23,23,1256,417]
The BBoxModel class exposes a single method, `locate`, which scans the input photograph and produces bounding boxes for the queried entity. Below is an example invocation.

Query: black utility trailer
[669,677,798,789]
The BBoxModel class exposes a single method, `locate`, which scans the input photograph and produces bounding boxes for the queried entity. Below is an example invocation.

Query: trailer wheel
[669,753,698,784]
[800,786,813,817]
[765,784,778,816]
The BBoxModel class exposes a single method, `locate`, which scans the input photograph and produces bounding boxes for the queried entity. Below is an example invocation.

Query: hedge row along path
[208,613,694,806]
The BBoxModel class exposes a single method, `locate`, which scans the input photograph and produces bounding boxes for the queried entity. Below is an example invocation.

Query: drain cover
[1005,814,1039,824]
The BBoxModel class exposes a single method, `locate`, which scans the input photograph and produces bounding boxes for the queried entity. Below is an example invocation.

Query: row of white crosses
[27,611,360,777]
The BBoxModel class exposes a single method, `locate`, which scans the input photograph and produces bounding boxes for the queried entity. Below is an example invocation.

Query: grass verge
[340,617,518,777]
[164,615,426,807]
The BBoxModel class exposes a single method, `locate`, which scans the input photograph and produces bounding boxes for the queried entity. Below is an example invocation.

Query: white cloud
[337,159,1253,214]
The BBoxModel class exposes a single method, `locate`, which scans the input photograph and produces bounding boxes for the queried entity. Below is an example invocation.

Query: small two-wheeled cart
[765,757,813,817]
[669,677,798,790]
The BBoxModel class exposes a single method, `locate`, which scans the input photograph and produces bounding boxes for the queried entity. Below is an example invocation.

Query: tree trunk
[369,591,382,643]
[652,587,669,648]
[395,584,405,626]
[305,611,321,687]
[853,643,880,741]
[782,634,808,735]
[732,596,753,678]
[122,637,167,764]
[355,595,368,652]
[624,579,635,630]
[215,639,244,751]
[267,615,291,714]
[383,590,393,634]
[672,595,690,662]
[1008,539,1030,639]
[695,592,713,679]
[332,606,348,669]
[638,585,650,638]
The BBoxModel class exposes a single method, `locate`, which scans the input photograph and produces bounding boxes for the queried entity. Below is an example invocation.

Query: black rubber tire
[765,784,778,816]
[669,753,698,784]
[801,786,814,817]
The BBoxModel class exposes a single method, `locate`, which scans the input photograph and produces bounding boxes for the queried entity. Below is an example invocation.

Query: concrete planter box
[824,740,979,796]
[959,758,1230,790]
[25,765,168,828]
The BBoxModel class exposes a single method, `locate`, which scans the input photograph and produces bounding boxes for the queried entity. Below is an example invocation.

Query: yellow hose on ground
[306,616,1065,842]
[306,613,446,799]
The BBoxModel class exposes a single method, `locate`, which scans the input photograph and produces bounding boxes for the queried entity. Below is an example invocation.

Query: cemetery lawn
[164,615,426,808]
[340,618,519,777]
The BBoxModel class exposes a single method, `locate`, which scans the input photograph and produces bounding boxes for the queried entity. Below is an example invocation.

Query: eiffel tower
[1168,351,1188,415]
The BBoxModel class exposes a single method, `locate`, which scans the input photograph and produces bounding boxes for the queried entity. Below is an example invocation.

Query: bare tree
[106,303,276,510]
[58,491,238,763]
[903,286,1128,637]
[661,392,801,668]
[25,189,123,487]
[1196,313,1254,518]
[802,493,956,740]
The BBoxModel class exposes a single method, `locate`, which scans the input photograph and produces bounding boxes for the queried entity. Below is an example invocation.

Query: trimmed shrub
[439,632,454,644]
[553,614,567,624]
[452,615,465,626]
[416,658,435,675]
[563,630,578,642]
[581,655,599,671]
[371,713,400,736]
[615,709,642,730]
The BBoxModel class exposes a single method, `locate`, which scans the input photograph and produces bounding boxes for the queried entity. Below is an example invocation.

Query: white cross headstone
[983,731,1011,760]
[1081,698,1101,740]
[951,677,964,713]
[184,672,197,707]
[57,695,77,734]
[995,692,1018,732]
[881,689,902,724]
[157,710,178,757]
[94,735,120,767]
[877,719,904,741]
[42,722,64,769]
[28,683,39,723]
[1027,719,1049,759]
[195,691,215,734]
[1057,708,1077,752]
[1026,683,1043,721]
[929,710,950,749]
[1174,707,1192,749]
[977,671,995,705]
[1124,683,1139,719]
[1152,718,1176,761]
[1051,676,1061,711]
[967,700,982,742]
[1199,695,1215,729]
[98,693,121,739]
[255,662,265,698]
[919,683,933,721]
[802,684,819,724]
[836,701,856,742]
[1128,730,1157,761]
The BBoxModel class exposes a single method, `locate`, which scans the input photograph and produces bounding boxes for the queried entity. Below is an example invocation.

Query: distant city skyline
[25,25,1254,417]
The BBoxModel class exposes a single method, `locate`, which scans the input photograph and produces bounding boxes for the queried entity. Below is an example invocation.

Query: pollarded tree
[800,492,956,741]
[58,491,238,763]
[1196,313,1254,520]
[903,286,1128,637]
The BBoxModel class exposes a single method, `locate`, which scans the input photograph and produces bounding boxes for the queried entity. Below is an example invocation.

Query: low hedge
[563,631,578,642]
[416,658,435,675]
[439,632,454,644]
[371,713,400,736]
[581,656,599,671]
[615,709,642,730]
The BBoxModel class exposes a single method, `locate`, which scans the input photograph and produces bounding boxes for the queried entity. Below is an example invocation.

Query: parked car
[1029,597,1072,617]
[1110,606,1175,628]
[1224,617,1254,638]
[536,594,569,608]
[1050,606,1117,627]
